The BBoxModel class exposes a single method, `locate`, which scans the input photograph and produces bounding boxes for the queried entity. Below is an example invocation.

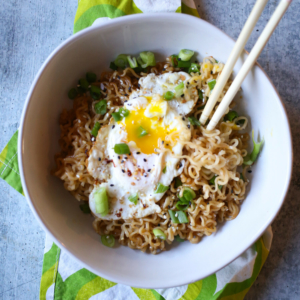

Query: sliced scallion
[94,187,109,216]
[174,177,182,188]
[162,166,167,174]
[128,193,138,205]
[182,187,196,201]
[68,88,78,100]
[178,49,194,61]
[139,51,156,68]
[119,108,130,117]
[153,228,166,240]
[224,110,238,122]
[127,56,138,68]
[110,62,118,71]
[163,91,174,101]
[175,82,184,97]
[91,122,101,137]
[114,143,130,155]
[188,63,200,74]
[79,203,91,214]
[188,116,201,127]
[170,54,178,67]
[114,54,128,69]
[94,100,107,115]
[243,130,263,166]
[168,210,179,223]
[178,60,191,68]
[90,85,101,100]
[177,211,189,223]
[137,126,149,138]
[208,79,216,90]
[101,235,115,248]
[174,235,185,242]
[112,112,122,122]
[155,183,169,194]
[79,78,89,90]
[198,89,204,100]
[86,72,97,83]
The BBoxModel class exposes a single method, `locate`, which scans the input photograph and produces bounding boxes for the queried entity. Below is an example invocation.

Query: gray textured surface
[0,0,299,299]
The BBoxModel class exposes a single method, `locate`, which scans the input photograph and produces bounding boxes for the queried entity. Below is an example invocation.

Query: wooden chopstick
[206,0,292,131]
[200,0,269,125]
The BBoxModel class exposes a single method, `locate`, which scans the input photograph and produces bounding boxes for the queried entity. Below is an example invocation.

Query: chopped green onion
[153,228,166,240]
[224,110,238,122]
[68,88,78,99]
[188,116,201,127]
[236,119,246,126]
[177,211,189,223]
[174,177,182,188]
[208,175,223,190]
[137,56,144,66]
[119,108,130,117]
[208,79,216,90]
[240,173,245,181]
[91,122,101,137]
[188,63,200,74]
[198,89,204,100]
[128,193,138,205]
[79,203,91,214]
[162,166,167,174]
[94,187,109,216]
[170,54,178,67]
[77,86,86,95]
[215,59,219,63]
[175,82,184,97]
[114,143,130,155]
[183,187,196,201]
[163,91,174,101]
[127,56,138,68]
[175,201,189,211]
[169,210,188,224]
[79,78,89,90]
[178,49,194,61]
[114,54,128,69]
[86,72,97,83]
[243,130,263,166]
[155,183,169,194]
[94,100,107,115]
[133,66,147,73]
[169,210,179,223]
[112,108,130,122]
[112,112,122,122]
[137,126,149,138]
[101,235,115,248]
[178,60,191,68]
[174,235,185,242]
[110,62,118,71]
[197,105,205,110]
[139,51,156,68]
[90,85,101,100]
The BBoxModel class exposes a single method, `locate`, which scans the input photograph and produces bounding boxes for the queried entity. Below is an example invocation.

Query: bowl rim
[18,12,293,289]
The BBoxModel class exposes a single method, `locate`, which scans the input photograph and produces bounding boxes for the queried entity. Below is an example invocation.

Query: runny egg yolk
[120,107,174,155]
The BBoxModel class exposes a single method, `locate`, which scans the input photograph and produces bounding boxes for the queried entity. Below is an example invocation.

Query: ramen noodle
[54,53,252,254]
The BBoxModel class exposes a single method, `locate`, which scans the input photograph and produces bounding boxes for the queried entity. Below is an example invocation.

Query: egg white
[87,72,195,220]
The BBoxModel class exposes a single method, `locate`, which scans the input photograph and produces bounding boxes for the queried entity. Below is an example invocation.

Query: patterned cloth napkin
[0,1,273,299]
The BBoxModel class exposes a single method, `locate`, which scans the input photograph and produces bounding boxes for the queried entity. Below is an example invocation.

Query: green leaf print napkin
[0,1,272,299]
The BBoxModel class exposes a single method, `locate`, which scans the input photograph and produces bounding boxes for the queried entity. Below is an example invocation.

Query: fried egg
[87,72,197,220]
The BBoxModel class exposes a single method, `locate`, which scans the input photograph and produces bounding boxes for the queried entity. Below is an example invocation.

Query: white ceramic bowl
[18,13,292,288]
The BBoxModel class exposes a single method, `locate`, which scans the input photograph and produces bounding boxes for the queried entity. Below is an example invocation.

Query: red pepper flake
[116,213,121,217]
[127,170,132,176]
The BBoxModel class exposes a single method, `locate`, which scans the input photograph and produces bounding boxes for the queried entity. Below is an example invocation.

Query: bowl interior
[19,13,292,288]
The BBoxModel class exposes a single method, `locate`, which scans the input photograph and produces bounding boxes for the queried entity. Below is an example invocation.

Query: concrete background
[0,0,299,299]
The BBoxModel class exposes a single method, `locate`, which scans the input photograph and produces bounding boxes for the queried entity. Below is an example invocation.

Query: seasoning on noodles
[54,50,262,254]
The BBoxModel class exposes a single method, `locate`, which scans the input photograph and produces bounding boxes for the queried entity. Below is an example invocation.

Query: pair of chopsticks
[200,0,292,131]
